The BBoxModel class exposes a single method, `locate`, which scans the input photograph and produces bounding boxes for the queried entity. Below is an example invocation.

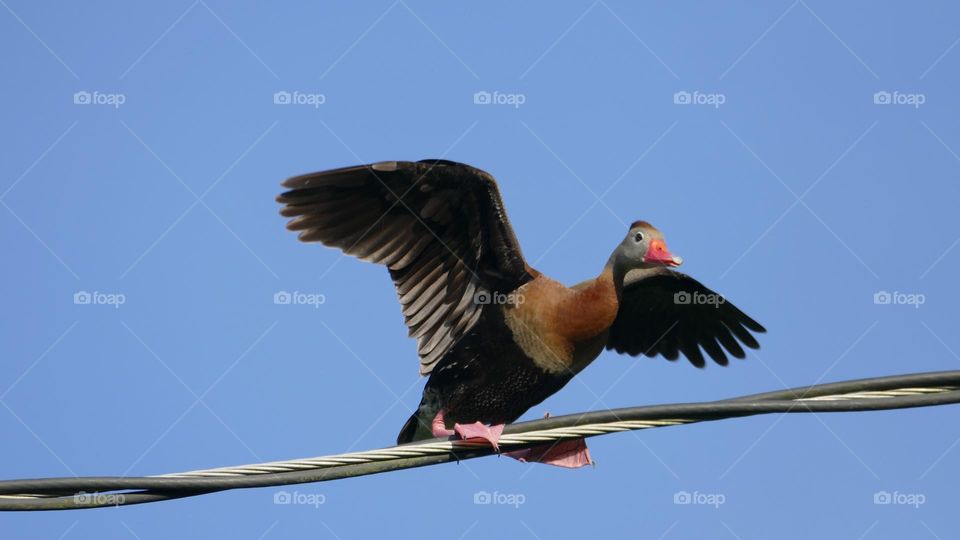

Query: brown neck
[555,267,621,341]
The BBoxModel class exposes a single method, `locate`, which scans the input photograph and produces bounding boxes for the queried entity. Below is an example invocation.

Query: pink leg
[431,409,454,437]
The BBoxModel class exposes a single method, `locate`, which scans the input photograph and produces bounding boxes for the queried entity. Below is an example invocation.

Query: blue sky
[2,1,960,538]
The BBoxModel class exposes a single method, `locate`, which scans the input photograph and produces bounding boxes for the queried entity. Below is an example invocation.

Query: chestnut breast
[501,271,619,375]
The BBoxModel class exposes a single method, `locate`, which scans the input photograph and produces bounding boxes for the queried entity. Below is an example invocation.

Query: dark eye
[634,232,644,243]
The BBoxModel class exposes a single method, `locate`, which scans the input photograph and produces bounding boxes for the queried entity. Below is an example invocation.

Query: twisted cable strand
[1,374,957,511]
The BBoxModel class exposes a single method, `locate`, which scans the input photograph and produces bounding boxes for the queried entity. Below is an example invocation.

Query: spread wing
[277,159,533,375]
[605,268,765,367]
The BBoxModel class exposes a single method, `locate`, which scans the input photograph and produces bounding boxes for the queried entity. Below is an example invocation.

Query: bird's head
[609,220,683,273]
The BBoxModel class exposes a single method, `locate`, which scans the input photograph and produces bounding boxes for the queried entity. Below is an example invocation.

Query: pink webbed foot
[454,422,504,451]
[431,410,505,451]
[503,411,593,468]
[505,438,593,469]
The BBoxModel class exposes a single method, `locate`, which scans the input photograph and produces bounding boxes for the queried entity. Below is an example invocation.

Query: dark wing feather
[277,160,532,375]
[605,268,765,367]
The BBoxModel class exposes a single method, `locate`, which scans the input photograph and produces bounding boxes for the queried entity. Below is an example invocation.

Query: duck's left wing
[277,159,533,375]
[605,268,765,367]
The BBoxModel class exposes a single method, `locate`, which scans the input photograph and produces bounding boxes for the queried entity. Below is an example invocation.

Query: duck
[277,159,765,468]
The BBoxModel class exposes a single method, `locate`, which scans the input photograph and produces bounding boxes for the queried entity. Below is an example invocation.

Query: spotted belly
[437,354,573,426]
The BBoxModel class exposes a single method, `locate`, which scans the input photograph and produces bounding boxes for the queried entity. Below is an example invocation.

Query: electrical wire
[1,370,957,511]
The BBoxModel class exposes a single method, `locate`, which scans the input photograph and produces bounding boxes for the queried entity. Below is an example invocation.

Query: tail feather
[396,405,439,444]
[396,413,421,444]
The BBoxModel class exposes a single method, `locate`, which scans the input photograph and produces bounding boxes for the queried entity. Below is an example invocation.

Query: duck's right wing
[605,268,765,368]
